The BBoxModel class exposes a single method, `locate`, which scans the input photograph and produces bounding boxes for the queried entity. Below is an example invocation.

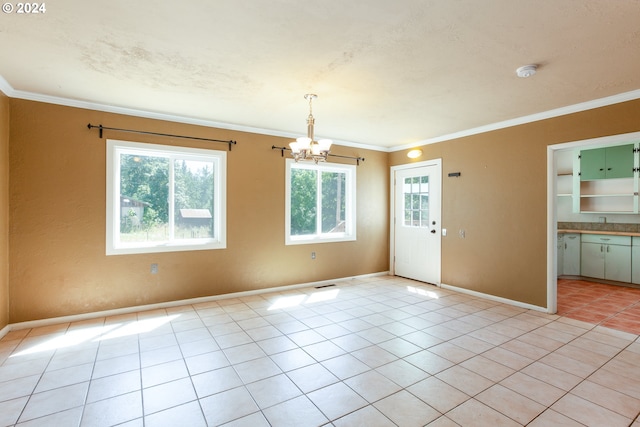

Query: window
[106,139,226,255]
[285,159,356,244]
[403,175,429,228]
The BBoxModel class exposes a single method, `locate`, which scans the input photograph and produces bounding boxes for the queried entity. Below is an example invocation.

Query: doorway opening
[548,131,640,334]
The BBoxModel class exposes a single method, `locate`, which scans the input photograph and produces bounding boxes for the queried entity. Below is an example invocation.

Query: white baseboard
[440,282,549,313]
[0,324,10,340]
[6,271,390,332]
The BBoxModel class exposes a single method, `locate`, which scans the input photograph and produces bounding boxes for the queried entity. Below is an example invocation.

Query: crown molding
[390,88,640,152]
[2,74,639,153]
[1,77,385,152]
[0,75,12,97]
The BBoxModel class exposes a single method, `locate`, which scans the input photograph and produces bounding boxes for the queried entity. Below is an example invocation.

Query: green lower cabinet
[562,234,580,275]
[633,237,640,285]
[581,242,605,279]
[580,234,631,282]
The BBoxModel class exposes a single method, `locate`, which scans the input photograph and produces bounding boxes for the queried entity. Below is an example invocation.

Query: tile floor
[0,275,639,426]
[558,278,640,335]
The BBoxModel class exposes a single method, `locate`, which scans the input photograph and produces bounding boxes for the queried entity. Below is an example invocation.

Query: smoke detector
[516,64,537,78]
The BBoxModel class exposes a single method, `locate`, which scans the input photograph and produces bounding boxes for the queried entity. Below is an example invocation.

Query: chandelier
[289,94,332,163]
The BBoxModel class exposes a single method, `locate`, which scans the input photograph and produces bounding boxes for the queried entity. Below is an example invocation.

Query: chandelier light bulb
[289,94,332,163]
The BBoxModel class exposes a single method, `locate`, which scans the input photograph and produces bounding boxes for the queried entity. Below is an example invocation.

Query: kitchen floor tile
[344,370,402,403]
[286,363,340,394]
[551,393,632,427]
[191,366,242,398]
[446,398,520,427]
[144,400,206,427]
[86,370,141,403]
[499,371,565,407]
[475,384,545,425]
[142,377,196,415]
[374,358,429,388]
[199,386,259,426]
[80,391,142,427]
[407,376,469,413]
[374,390,440,427]
[262,395,328,427]
[19,382,89,423]
[435,365,494,396]
[333,405,396,427]
[308,381,368,420]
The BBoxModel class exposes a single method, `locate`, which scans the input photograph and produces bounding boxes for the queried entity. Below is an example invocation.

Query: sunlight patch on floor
[269,288,341,310]
[10,314,181,358]
[407,285,439,299]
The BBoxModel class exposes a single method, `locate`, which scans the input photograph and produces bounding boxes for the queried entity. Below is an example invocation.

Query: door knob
[431,229,436,234]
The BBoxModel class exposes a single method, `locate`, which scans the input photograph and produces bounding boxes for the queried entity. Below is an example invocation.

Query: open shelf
[580,195,635,213]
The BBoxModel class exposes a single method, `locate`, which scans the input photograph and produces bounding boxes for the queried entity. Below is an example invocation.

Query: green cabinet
[581,234,631,282]
[572,142,639,213]
[580,144,634,180]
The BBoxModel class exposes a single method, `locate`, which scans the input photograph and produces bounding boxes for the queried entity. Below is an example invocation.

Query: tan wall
[8,99,389,322]
[7,96,640,323]
[390,99,640,307]
[0,92,8,329]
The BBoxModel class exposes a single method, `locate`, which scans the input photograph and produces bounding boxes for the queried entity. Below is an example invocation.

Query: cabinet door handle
[565,243,567,249]
[600,245,604,252]
[607,245,610,253]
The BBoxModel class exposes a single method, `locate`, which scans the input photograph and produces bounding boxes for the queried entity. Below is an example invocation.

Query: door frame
[547,130,640,314]
[390,158,442,283]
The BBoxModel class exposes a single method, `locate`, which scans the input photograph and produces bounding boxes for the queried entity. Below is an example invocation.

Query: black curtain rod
[87,124,237,151]
[272,145,365,165]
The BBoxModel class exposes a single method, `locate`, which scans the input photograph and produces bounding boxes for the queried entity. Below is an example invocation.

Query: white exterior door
[392,160,442,285]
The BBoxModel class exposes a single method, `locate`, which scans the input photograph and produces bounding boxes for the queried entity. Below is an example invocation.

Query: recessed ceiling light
[516,64,537,78]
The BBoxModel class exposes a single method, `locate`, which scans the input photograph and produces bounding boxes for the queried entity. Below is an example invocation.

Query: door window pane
[403,175,429,228]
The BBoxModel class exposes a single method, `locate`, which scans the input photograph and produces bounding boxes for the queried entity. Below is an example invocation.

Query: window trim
[106,139,226,255]
[285,159,356,245]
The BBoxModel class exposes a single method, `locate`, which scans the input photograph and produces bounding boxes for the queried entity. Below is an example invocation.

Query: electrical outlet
[150,263,158,274]
[459,229,465,238]
[442,228,447,236]
[311,252,316,259]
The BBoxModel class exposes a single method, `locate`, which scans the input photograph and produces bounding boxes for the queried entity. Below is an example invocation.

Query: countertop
[559,229,640,237]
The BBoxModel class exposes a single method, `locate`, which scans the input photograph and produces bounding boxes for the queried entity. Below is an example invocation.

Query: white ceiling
[1,0,640,150]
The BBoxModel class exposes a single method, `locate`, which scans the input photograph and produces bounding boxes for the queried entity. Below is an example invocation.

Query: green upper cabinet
[606,145,635,179]
[580,144,634,180]
[580,148,606,180]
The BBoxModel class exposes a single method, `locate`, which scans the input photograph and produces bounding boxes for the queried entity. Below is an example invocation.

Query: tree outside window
[107,140,226,255]
[286,160,355,244]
